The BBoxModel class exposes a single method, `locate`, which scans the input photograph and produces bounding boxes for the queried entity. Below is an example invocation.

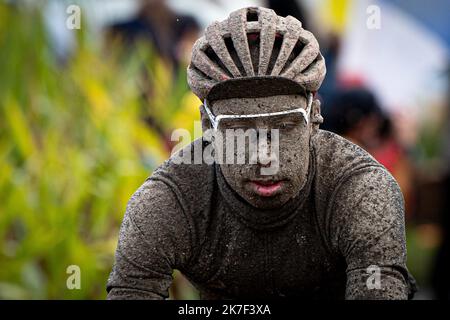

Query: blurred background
[0,0,448,300]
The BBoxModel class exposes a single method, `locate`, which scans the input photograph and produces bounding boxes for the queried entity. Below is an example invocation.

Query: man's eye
[279,122,297,129]
[230,126,250,131]
[223,122,254,130]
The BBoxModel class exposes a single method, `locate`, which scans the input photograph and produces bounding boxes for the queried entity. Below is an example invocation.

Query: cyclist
[107,7,416,300]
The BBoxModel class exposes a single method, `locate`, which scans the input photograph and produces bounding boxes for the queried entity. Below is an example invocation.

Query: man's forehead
[210,94,307,115]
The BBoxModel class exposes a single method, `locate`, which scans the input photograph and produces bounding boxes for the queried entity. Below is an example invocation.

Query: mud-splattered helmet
[187,6,326,102]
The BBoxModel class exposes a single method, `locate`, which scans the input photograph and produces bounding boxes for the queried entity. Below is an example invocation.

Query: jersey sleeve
[106,178,193,299]
[329,167,415,299]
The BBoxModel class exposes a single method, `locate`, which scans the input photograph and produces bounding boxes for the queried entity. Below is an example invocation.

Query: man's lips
[248,180,284,197]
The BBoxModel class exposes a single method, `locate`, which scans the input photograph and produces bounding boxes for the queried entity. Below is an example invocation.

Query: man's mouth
[248,180,284,197]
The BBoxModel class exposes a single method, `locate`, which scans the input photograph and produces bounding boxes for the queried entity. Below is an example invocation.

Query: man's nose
[254,130,279,167]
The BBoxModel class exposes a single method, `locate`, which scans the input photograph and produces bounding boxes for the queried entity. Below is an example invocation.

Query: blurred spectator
[103,0,201,155]
[319,32,341,103]
[431,66,450,300]
[322,88,386,150]
[106,0,200,68]
[322,87,415,216]
[267,0,309,29]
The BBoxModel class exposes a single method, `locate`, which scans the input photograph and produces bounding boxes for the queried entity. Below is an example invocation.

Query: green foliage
[0,3,195,299]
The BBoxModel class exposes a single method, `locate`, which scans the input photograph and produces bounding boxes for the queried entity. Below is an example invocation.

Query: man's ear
[311,99,323,133]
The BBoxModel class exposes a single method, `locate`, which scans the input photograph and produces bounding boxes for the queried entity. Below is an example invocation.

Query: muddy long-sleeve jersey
[106,130,416,300]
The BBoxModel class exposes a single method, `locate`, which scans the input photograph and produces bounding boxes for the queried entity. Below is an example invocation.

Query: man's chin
[243,191,291,210]
[254,198,290,210]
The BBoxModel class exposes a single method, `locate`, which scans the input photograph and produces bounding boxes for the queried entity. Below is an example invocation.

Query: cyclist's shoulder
[149,138,216,210]
[311,130,388,206]
[311,130,403,245]
[312,129,382,177]
[152,137,214,181]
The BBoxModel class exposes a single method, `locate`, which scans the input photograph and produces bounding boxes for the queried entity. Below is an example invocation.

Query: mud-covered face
[206,95,312,209]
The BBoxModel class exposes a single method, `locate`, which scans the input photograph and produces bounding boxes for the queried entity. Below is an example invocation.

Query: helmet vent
[204,45,233,78]
[224,36,247,76]
[280,39,305,74]
[247,32,260,75]
[301,53,322,75]
[266,33,283,75]
[246,8,259,21]
[191,65,213,80]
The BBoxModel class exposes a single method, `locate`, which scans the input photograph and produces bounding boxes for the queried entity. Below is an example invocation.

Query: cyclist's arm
[330,167,413,299]
[106,178,193,300]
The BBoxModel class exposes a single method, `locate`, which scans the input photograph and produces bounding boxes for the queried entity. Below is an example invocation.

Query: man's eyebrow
[271,115,303,123]
[216,110,240,116]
